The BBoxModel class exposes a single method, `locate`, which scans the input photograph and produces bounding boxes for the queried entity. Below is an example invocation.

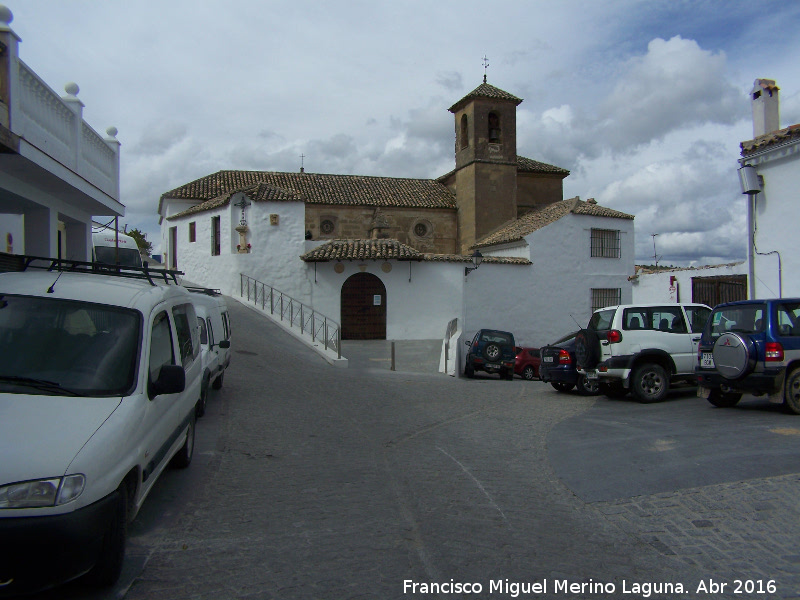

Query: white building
[0,6,122,263]
[159,80,635,350]
[739,79,800,299]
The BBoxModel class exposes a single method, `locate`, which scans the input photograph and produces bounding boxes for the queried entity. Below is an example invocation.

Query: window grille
[591,288,621,312]
[591,228,621,258]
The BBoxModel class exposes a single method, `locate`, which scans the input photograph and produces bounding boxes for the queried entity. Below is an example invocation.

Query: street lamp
[465,249,483,276]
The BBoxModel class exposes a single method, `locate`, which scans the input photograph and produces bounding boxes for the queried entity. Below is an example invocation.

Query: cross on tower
[482,55,489,83]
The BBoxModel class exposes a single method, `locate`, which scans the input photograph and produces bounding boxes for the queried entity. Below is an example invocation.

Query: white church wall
[308,259,465,340]
[162,198,310,298]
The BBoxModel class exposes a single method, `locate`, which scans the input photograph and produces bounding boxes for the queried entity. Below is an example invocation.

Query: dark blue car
[538,331,599,395]
[696,298,800,412]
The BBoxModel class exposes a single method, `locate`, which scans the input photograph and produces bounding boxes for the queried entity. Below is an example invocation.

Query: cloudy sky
[8,1,800,263]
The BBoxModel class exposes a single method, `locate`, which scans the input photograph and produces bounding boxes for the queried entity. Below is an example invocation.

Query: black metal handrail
[240,274,341,358]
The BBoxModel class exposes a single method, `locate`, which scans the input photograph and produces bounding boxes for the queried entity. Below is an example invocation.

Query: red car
[514,346,541,380]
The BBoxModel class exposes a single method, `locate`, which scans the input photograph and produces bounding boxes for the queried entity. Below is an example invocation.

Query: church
[158,78,635,347]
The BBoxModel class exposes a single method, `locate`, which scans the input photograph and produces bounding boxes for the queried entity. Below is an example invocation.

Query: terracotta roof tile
[161,170,456,212]
[449,82,523,113]
[437,155,568,183]
[740,123,800,155]
[474,197,634,248]
[300,239,531,265]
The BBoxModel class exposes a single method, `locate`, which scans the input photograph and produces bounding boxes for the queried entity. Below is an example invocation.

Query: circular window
[414,222,429,237]
[320,219,335,235]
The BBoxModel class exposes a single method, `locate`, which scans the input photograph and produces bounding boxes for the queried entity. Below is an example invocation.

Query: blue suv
[696,298,800,413]
[464,329,517,380]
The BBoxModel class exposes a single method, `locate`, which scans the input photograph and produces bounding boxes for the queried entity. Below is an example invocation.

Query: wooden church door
[341,273,387,340]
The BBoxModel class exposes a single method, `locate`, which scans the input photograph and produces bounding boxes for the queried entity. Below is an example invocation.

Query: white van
[186,287,232,416]
[0,258,202,595]
[91,231,143,268]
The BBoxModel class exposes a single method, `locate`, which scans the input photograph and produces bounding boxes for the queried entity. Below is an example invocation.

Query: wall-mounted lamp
[738,164,761,195]
[465,249,483,276]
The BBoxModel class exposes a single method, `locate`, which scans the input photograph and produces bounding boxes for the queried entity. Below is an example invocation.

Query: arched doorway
[341,273,386,340]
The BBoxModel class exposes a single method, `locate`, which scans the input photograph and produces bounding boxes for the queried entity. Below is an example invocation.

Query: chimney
[751,79,780,138]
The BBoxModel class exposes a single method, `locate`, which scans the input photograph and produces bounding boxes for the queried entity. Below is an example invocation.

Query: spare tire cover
[574,329,600,370]
[712,332,755,380]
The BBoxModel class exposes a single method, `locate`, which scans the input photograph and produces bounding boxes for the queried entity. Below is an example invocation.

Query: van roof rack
[14,255,184,286]
[185,286,222,296]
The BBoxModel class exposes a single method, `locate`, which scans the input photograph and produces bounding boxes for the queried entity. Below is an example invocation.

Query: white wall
[309,259,465,340]
[465,213,634,347]
[631,263,747,305]
[162,197,309,298]
[0,214,23,254]
[749,150,800,298]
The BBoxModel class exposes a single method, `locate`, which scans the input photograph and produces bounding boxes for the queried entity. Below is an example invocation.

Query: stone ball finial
[0,5,13,26]
[106,126,118,138]
[64,82,80,96]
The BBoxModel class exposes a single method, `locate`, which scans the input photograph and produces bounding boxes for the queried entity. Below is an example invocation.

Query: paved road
[30,297,800,599]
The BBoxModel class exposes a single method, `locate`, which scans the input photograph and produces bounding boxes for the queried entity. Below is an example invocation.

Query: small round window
[320,219,335,235]
[414,222,429,237]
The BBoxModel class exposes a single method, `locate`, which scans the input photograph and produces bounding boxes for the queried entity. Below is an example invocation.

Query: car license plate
[486,364,499,371]
[543,356,554,363]
[701,352,714,368]
[585,370,598,380]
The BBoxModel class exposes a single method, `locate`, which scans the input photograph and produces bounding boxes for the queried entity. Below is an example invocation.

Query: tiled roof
[740,124,800,155]
[516,156,570,175]
[301,239,423,262]
[301,239,531,265]
[474,197,634,248]
[161,170,457,213]
[437,155,568,183]
[449,82,523,113]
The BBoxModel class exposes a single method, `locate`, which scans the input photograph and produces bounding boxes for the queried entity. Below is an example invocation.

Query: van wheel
[212,371,224,390]
[465,363,475,378]
[707,389,742,408]
[85,482,127,587]
[632,363,668,403]
[784,369,800,415]
[171,413,196,469]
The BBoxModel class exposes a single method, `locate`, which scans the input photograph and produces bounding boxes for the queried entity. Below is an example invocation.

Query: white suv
[575,303,712,403]
[0,258,202,596]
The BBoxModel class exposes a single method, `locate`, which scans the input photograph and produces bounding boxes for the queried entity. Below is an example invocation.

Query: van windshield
[0,295,141,396]
[94,246,142,267]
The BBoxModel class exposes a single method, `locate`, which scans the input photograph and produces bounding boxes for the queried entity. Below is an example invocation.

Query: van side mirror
[464,340,471,347]
[217,340,231,349]
[150,364,185,398]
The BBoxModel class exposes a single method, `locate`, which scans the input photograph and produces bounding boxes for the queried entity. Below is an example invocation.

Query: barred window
[591,228,621,258]
[591,288,621,312]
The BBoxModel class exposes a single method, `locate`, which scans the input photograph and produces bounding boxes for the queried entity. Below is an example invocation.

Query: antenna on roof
[482,55,489,83]
[651,233,662,268]
[300,153,306,174]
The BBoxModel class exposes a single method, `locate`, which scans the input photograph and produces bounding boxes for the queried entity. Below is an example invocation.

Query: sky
[7,0,800,264]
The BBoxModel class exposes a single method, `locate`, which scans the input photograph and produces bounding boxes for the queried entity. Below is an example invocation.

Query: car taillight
[766,342,784,362]
[606,330,623,344]
[558,349,572,365]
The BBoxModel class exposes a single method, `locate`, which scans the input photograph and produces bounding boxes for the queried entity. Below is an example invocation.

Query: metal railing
[240,274,341,358]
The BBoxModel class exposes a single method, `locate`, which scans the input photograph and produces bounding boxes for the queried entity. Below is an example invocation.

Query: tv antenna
[651,233,662,268]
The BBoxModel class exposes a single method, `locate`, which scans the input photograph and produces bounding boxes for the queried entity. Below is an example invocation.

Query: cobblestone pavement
[94,298,800,599]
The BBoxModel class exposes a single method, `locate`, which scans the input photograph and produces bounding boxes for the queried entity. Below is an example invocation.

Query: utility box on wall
[270,214,279,225]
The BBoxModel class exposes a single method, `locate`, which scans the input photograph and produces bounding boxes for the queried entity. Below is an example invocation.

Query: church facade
[158,80,635,347]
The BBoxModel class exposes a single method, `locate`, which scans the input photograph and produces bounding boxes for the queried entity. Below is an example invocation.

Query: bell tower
[449,74,522,253]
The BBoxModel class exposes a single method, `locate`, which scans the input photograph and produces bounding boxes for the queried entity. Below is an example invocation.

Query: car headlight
[0,474,85,508]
